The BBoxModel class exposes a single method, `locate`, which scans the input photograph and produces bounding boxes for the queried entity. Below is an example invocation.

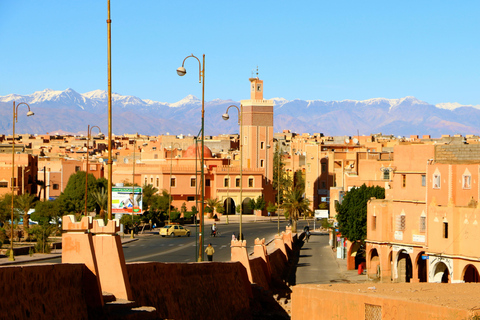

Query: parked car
[159,224,191,237]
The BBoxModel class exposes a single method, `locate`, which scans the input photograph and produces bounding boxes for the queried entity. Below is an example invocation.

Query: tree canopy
[282,188,311,233]
[335,184,385,242]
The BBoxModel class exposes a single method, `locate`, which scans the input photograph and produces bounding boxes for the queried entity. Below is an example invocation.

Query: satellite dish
[353,138,359,144]
[345,138,350,144]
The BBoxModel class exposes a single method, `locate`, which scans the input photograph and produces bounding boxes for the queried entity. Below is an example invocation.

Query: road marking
[127,240,197,262]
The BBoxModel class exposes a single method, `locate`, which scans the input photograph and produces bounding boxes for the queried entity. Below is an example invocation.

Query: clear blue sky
[1,1,479,105]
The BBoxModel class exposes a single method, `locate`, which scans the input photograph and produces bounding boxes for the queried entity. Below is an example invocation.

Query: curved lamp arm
[222,105,241,125]
[177,54,202,83]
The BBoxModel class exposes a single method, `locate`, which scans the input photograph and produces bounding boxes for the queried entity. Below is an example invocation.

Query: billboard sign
[112,187,143,214]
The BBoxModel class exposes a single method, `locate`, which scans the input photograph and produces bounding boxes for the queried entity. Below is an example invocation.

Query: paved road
[295,232,346,284]
[21,219,296,264]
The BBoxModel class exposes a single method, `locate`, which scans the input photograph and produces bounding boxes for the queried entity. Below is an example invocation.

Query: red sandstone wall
[0,263,101,320]
[249,256,270,290]
[269,248,288,282]
[291,285,474,320]
[126,261,253,320]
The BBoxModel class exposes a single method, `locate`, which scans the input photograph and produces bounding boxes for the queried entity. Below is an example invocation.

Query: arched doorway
[350,242,365,269]
[242,198,253,214]
[463,265,479,283]
[433,262,450,283]
[223,198,236,215]
[416,252,427,282]
[396,250,412,282]
[369,249,380,279]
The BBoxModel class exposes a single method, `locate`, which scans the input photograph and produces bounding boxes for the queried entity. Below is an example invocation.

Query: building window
[322,181,326,188]
[383,171,390,180]
[396,215,406,231]
[205,179,210,187]
[419,216,426,233]
[191,178,196,187]
[421,174,426,187]
[170,178,176,187]
[372,216,376,231]
[151,177,153,183]
[307,181,310,189]
[156,178,159,187]
[321,163,327,173]
[235,178,240,187]
[248,178,254,188]
[260,160,264,167]
[145,177,148,185]
[463,175,471,189]
[224,178,229,188]
[152,147,156,151]
[433,174,441,189]
[0,181,8,188]
[443,222,448,238]
[307,163,311,173]
[75,166,81,172]
[187,196,195,201]
[260,142,265,149]
[154,154,158,159]
[402,175,406,188]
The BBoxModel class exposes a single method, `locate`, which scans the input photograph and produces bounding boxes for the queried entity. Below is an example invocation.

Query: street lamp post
[85,125,101,217]
[130,139,137,239]
[106,0,113,221]
[222,105,243,240]
[168,143,182,224]
[10,101,34,261]
[177,53,205,261]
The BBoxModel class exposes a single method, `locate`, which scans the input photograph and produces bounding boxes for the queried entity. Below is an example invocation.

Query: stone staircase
[102,292,157,320]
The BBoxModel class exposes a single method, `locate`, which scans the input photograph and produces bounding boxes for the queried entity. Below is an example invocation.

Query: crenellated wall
[0,263,102,320]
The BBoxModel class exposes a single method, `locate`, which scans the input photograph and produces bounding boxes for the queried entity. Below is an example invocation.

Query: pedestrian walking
[205,243,215,261]
[232,233,236,241]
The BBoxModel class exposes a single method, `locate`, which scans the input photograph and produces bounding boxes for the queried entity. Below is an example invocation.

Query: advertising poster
[112,187,143,214]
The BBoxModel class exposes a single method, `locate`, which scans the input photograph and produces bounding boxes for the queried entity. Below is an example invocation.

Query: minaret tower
[240,69,274,184]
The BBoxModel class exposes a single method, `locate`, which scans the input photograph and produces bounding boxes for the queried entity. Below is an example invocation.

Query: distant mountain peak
[170,94,200,108]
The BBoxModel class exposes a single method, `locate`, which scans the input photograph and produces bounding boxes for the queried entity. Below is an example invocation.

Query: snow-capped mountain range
[1,88,479,137]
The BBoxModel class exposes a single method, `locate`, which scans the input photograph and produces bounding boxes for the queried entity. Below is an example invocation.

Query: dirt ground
[312,282,480,311]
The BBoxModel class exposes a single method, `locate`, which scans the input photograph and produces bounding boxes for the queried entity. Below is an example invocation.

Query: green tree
[273,144,292,204]
[335,184,385,242]
[266,202,277,214]
[91,187,108,221]
[142,184,158,211]
[31,200,61,253]
[16,193,36,239]
[0,194,13,226]
[57,171,98,217]
[282,188,311,233]
[254,196,266,211]
[205,198,222,218]
[293,170,305,192]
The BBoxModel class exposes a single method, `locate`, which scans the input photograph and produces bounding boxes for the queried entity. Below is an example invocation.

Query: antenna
[256,66,259,78]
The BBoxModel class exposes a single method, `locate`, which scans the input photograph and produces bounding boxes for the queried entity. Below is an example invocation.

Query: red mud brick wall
[126,261,253,320]
[269,248,288,282]
[249,256,270,290]
[0,264,98,320]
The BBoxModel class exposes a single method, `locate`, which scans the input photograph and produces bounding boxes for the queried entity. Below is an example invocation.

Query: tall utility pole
[107,0,113,220]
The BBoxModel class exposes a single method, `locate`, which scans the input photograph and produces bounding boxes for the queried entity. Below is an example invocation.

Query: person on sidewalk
[205,243,215,261]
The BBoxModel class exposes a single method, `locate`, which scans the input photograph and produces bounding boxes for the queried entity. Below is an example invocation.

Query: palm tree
[205,198,222,218]
[142,183,158,211]
[91,188,108,221]
[282,188,311,233]
[16,193,36,240]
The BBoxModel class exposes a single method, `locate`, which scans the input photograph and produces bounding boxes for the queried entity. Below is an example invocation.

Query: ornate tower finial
[256,66,259,78]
